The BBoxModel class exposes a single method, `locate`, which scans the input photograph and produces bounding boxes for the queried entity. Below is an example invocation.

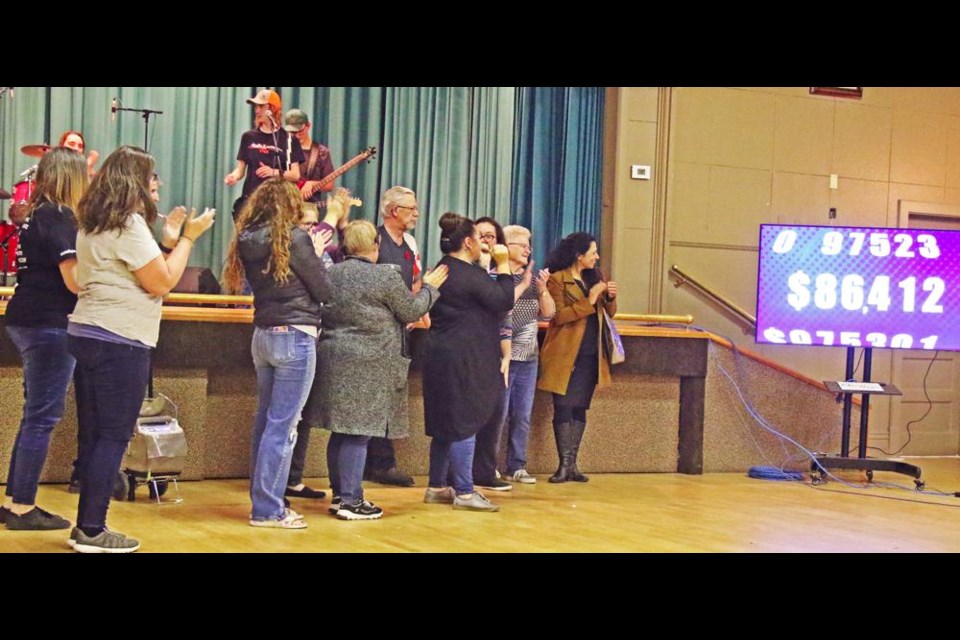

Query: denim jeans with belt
[5,326,76,505]
[249,326,317,521]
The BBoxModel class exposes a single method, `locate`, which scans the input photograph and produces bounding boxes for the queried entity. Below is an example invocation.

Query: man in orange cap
[224,89,305,219]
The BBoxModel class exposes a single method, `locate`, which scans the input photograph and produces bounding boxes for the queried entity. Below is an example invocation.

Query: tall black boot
[549,422,575,483]
[567,420,589,482]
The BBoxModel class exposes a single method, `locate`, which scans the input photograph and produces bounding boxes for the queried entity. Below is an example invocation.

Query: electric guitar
[298,146,377,200]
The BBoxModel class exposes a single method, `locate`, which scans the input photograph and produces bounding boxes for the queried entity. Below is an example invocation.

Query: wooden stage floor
[2,457,959,553]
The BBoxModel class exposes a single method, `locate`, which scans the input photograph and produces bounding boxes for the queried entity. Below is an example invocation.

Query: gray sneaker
[67,526,80,548]
[507,469,537,484]
[73,529,140,553]
[423,487,456,504]
[453,491,500,512]
[5,506,71,530]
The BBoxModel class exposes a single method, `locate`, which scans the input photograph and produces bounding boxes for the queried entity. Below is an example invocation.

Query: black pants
[365,437,397,473]
[471,387,507,483]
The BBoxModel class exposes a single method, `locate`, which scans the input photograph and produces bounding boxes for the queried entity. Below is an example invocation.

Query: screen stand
[812,347,924,489]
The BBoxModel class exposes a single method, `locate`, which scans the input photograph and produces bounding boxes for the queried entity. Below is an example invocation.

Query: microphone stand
[115,105,164,151]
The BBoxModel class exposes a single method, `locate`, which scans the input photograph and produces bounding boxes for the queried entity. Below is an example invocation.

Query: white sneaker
[249,508,307,529]
[508,469,537,484]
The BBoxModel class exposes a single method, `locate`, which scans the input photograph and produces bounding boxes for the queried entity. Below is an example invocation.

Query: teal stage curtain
[0,87,603,275]
[510,87,605,268]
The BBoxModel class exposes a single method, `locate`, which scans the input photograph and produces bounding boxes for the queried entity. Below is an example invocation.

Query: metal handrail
[669,265,756,328]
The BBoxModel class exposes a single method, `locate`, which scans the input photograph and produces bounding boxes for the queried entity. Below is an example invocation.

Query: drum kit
[0,143,51,284]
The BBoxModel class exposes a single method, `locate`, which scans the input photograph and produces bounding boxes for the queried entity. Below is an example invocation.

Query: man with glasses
[361,186,424,487]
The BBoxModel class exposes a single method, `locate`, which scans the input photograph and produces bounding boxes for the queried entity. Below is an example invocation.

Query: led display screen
[756,224,960,351]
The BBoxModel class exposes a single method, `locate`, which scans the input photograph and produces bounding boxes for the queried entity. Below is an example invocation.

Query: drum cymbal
[0,188,10,200]
[20,144,51,158]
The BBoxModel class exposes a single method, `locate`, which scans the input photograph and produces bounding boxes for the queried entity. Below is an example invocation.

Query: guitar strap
[306,143,320,179]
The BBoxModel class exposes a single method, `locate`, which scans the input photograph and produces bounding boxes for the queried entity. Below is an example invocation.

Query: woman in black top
[1,148,87,530]
[421,213,514,512]
[224,178,329,529]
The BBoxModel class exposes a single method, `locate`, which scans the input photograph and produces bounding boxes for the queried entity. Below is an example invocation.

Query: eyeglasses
[507,242,531,250]
[479,233,497,242]
[396,205,419,213]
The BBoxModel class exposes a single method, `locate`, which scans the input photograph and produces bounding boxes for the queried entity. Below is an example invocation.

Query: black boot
[567,420,589,482]
[549,422,575,483]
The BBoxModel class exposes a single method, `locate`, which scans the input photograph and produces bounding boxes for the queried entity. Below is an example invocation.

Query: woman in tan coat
[538,233,618,483]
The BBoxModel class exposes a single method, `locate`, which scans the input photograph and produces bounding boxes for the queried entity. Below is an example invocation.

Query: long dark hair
[77,146,157,234]
[438,212,475,254]
[545,232,603,287]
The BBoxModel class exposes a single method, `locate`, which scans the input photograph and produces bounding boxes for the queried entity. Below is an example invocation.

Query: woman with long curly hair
[1,148,88,531]
[224,177,329,529]
[538,232,618,483]
[68,145,215,552]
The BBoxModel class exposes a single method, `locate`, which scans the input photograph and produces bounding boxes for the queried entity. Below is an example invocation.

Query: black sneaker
[0,505,9,524]
[336,500,383,521]
[474,479,512,492]
[366,467,415,487]
[4,506,71,531]
[327,496,342,515]
[285,485,327,499]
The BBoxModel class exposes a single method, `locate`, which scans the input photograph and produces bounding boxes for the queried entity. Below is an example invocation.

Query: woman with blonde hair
[68,145,214,552]
[224,177,329,529]
[309,220,447,519]
[1,148,88,531]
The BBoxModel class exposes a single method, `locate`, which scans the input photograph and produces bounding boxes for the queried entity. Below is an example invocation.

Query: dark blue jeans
[68,334,151,533]
[429,436,476,495]
[5,326,76,505]
[327,432,371,505]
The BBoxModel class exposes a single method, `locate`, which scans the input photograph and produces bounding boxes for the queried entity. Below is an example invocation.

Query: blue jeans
[429,436,476,495]
[5,326,76,505]
[249,327,316,521]
[327,432,371,505]
[68,335,151,533]
[499,359,538,474]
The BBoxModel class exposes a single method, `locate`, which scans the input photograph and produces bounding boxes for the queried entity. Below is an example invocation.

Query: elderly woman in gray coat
[312,221,448,520]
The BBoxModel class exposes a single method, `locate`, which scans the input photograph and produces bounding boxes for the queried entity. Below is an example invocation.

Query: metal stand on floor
[811,347,924,489]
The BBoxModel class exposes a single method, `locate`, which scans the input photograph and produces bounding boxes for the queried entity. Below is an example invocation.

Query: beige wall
[608,87,960,455]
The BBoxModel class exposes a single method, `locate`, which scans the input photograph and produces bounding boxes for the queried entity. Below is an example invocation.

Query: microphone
[111,97,117,122]
[19,164,38,178]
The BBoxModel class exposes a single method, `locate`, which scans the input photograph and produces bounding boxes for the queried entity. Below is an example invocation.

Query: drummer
[58,131,99,177]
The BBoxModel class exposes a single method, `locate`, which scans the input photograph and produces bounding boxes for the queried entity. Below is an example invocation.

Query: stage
[2,457,958,553]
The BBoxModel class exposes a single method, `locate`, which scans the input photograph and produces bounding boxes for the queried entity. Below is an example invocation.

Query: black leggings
[552,398,587,425]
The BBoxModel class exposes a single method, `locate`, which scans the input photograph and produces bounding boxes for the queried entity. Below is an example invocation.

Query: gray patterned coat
[304,256,439,438]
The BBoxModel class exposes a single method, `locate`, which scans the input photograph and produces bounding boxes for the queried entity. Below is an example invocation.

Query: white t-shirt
[69,213,163,347]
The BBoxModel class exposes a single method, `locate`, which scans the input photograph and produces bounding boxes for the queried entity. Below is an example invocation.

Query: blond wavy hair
[27,147,88,215]
[223,178,303,294]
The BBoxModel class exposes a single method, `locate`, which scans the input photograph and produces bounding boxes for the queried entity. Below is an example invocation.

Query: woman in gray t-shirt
[67,146,215,553]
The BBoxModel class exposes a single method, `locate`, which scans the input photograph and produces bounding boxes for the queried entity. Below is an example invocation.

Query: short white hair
[503,225,531,244]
